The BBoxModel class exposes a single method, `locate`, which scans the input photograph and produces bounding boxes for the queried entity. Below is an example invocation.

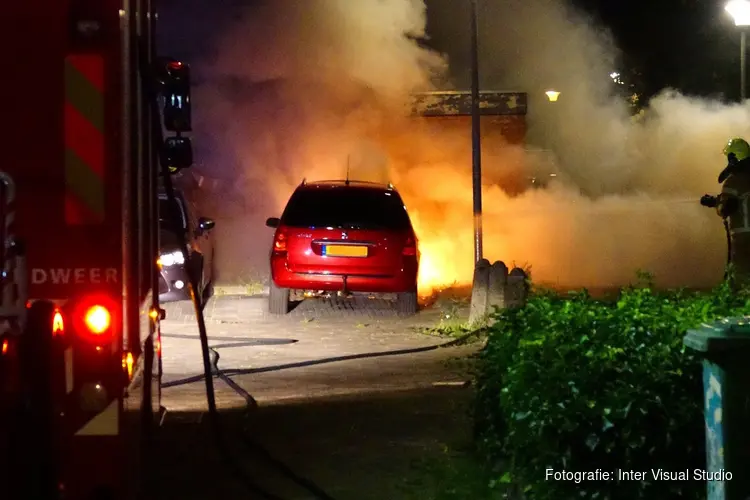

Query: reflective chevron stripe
[64,54,105,224]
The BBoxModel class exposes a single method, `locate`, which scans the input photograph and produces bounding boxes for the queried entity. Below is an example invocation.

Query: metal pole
[742,30,746,101]
[470,0,483,263]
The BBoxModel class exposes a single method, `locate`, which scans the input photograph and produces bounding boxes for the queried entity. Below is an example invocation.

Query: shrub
[475,275,750,500]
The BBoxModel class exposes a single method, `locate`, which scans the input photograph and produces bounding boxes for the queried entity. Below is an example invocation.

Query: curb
[213,285,270,297]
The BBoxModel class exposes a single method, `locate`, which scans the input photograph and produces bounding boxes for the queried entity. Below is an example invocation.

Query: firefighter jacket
[719,164,750,283]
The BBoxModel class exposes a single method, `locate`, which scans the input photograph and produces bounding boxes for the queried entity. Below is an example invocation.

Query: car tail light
[403,235,418,256]
[273,230,288,255]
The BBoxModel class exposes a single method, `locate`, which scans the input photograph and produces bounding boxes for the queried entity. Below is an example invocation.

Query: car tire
[269,281,290,315]
[397,289,418,316]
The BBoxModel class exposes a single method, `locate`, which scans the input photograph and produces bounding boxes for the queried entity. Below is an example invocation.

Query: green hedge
[475,275,750,500]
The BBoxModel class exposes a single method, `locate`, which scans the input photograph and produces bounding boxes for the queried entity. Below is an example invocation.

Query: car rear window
[281,188,412,230]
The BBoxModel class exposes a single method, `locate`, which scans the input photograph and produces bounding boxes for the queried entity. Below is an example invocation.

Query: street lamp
[725,0,750,100]
[545,90,560,102]
[469,0,483,263]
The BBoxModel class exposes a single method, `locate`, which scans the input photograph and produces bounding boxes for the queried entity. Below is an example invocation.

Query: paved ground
[153,294,489,499]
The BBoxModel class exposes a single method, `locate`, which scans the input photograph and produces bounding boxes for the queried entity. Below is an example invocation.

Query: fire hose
[159,327,480,497]
[724,218,732,278]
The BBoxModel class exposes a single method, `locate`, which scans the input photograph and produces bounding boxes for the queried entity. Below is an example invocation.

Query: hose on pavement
[160,327,481,499]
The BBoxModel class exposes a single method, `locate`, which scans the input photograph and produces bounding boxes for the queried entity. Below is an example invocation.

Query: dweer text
[31,268,119,285]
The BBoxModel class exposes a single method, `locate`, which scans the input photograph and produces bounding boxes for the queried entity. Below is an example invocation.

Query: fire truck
[0,1,194,498]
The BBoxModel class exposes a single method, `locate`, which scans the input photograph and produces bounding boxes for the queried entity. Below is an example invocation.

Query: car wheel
[396,289,418,316]
[269,281,290,314]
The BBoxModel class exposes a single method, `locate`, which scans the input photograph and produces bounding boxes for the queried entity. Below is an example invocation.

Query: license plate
[324,244,368,257]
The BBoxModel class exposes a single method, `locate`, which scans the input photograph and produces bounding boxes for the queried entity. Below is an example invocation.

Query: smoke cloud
[180,0,747,293]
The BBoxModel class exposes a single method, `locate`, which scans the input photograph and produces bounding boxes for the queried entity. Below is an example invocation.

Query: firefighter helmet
[723,137,750,163]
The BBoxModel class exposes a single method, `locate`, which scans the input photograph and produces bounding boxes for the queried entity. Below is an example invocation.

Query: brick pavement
[154,294,480,499]
[159,294,474,411]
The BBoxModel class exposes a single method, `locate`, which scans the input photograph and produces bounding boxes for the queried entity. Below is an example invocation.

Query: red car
[266,180,420,315]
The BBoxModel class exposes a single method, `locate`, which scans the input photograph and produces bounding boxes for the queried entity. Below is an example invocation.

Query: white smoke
[166,0,747,291]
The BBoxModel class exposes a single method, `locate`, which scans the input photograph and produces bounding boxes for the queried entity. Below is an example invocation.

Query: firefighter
[701,137,750,284]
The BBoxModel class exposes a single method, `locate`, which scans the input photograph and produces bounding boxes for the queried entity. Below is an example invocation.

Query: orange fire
[258,88,724,297]
[268,114,532,298]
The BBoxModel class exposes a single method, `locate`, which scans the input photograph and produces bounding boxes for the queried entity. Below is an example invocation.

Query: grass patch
[398,446,502,500]
[214,270,266,296]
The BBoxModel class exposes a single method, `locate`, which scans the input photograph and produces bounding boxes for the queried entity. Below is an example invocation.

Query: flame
[264,110,535,298]
[409,209,473,296]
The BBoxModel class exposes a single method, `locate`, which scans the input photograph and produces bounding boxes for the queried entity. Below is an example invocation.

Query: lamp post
[470,0,483,263]
[725,0,750,100]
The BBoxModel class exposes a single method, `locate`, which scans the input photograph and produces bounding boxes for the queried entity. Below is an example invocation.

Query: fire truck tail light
[72,295,118,343]
[84,305,111,334]
[52,310,65,336]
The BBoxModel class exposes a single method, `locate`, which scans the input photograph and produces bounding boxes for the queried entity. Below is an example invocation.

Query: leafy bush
[475,275,750,500]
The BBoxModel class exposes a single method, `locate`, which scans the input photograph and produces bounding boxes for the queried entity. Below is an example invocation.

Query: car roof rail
[300,179,396,190]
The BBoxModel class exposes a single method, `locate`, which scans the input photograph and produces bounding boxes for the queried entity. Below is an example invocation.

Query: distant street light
[725,0,750,100]
[545,90,560,102]
[609,72,624,85]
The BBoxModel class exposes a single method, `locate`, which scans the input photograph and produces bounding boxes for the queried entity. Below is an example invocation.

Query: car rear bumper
[271,258,417,293]
[159,266,190,302]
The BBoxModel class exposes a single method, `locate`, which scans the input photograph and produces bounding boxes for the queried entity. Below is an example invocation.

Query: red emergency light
[84,305,110,334]
[70,294,118,344]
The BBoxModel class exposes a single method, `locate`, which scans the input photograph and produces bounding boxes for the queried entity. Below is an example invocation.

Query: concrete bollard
[470,261,529,326]
[487,261,509,312]
[468,259,491,326]
[506,267,530,308]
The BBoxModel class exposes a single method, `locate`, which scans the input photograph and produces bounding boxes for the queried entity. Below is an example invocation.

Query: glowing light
[159,250,185,267]
[52,310,65,336]
[545,90,560,102]
[610,72,624,85]
[122,352,135,380]
[726,0,750,26]
[84,305,111,334]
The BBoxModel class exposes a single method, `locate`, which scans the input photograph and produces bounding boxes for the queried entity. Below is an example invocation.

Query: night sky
[569,0,740,99]
[160,0,746,101]
[424,0,743,100]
